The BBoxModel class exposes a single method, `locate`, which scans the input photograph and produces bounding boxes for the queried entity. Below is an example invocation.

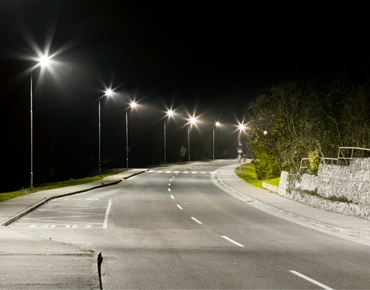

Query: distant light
[105,89,113,97]
[167,110,174,117]
[39,55,51,67]
[130,101,137,108]
[215,122,220,127]
[189,116,197,125]
[238,123,246,131]
[264,130,268,135]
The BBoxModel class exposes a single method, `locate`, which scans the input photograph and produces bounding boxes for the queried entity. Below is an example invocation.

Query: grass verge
[235,163,280,189]
[0,174,113,203]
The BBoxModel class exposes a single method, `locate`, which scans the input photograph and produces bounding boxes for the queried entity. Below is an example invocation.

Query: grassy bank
[235,163,280,189]
[0,174,113,203]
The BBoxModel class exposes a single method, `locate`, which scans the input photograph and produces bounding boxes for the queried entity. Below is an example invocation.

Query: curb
[213,166,370,239]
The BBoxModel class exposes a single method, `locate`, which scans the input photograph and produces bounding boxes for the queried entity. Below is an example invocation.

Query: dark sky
[1,1,369,188]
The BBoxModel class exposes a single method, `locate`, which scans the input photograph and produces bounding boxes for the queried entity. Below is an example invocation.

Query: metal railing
[299,147,370,174]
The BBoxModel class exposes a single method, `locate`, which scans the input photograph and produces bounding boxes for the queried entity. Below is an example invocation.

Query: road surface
[10,161,370,289]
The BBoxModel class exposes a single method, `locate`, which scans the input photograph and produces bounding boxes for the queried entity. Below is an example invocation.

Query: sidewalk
[215,161,370,239]
[0,169,146,289]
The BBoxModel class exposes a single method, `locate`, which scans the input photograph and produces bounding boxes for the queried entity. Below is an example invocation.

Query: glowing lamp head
[105,89,113,97]
[130,101,137,108]
[215,122,220,127]
[263,130,268,135]
[189,116,197,125]
[238,123,246,131]
[167,110,174,117]
[39,55,51,68]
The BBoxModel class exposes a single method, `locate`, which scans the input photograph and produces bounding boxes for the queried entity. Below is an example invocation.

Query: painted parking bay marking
[10,198,112,229]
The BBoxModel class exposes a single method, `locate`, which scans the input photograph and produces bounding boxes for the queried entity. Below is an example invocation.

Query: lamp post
[164,110,174,164]
[238,123,246,173]
[126,101,137,169]
[187,116,198,162]
[99,89,113,176]
[30,55,52,191]
[213,122,220,160]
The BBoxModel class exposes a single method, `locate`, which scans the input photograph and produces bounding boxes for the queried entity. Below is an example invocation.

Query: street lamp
[238,123,247,173]
[164,109,174,164]
[126,101,138,169]
[213,122,220,160]
[187,116,198,162]
[30,54,52,191]
[98,89,114,176]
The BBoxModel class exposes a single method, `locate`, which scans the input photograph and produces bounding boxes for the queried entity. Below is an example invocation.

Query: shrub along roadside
[235,162,280,189]
[0,174,113,203]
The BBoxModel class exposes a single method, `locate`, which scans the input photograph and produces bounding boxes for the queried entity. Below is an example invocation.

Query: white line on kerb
[289,271,333,290]
[191,217,203,224]
[170,195,174,199]
[221,236,245,247]
[103,198,112,229]
[177,204,183,210]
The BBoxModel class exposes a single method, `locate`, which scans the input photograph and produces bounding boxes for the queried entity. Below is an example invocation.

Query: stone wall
[261,157,370,220]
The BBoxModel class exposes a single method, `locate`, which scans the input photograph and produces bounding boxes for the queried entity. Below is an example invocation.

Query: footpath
[0,169,147,290]
[215,160,370,239]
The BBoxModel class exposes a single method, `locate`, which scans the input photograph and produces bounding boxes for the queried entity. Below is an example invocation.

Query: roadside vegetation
[244,75,370,176]
[0,174,113,202]
[235,162,280,189]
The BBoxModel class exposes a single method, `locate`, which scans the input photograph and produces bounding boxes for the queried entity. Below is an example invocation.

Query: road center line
[170,195,174,199]
[191,217,203,224]
[168,188,171,192]
[177,204,183,210]
[221,236,245,247]
[289,271,333,290]
[103,198,112,229]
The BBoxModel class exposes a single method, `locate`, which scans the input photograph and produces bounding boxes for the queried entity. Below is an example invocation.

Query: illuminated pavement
[8,160,370,289]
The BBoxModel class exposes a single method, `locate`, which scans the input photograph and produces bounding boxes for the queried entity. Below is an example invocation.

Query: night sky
[1,1,369,190]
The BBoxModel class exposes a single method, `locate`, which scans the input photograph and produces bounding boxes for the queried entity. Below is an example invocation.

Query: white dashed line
[221,236,245,247]
[157,171,163,173]
[174,171,180,173]
[65,225,71,228]
[183,171,188,173]
[165,171,172,173]
[289,271,333,290]
[168,188,171,192]
[148,170,154,172]
[177,204,183,210]
[170,179,172,181]
[191,217,203,224]
[170,195,174,199]
[168,183,171,186]
[103,198,112,229]
[192,172,197,174]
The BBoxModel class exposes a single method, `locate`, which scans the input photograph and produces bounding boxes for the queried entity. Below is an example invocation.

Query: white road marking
[29,225,35,228]
[183,171,188,173]
[50,225,56,228]
[148,170,154,172]
[192,172,197,174]
[165,171,171,173]
[177,204,183,210]
[172,176,175,178]
[157,171,163,173]
[170,179,172,181]
[174,171,180,173]
[103,198,112,229]
[168,188,171,192]
[201,172,206,174]
[191,217,203,224]
[65,225,71,228]
[289,271,333,290]
[87,225,92,228]
[221,236,245,247]
[168,183,171,186]
[72,225,78,228]
[170,195,174,199]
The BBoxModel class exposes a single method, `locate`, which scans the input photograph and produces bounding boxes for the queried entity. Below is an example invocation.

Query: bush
[253,146,280,180]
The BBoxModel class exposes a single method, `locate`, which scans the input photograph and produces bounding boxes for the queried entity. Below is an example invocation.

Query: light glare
[105,89,113,97]
[130,101,137,108]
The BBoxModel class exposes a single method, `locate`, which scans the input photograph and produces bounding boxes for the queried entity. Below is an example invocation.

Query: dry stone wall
[262,157,370,220]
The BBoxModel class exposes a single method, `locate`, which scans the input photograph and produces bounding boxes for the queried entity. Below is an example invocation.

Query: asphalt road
[10,161,370,289]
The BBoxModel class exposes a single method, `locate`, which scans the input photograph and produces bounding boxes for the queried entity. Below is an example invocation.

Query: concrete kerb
[213,166,370,239]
